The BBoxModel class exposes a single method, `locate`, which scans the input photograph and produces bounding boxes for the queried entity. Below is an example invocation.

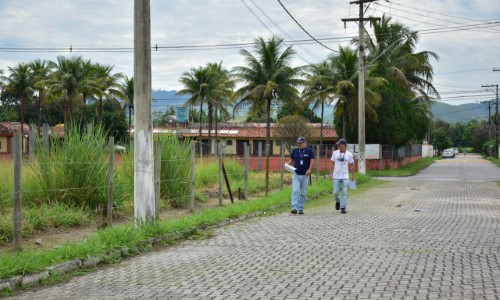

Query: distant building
[131,123,339,155]
[0,122,29,156]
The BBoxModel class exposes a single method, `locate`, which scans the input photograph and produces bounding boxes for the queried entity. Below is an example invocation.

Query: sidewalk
[9,179,500,299]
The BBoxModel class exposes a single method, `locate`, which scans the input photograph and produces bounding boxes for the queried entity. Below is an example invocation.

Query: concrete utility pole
[134,0,156,223]
[481,100,493,139]
[342,0,380,174]
[482,84,499,159]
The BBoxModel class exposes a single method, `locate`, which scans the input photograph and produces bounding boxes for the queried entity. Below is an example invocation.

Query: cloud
[0,0,499,104]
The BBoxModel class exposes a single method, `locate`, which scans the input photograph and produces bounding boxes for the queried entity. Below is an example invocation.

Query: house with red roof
[0,122,29,156]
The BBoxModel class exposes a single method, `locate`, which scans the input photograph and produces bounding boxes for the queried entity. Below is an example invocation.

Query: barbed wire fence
[1,125,424,251]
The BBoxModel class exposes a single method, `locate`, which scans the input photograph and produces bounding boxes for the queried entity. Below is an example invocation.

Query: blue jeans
[291,174,309,210]
[334,178,349,209]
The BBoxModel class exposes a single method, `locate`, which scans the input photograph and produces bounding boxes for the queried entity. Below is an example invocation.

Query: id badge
[300,160,304,165]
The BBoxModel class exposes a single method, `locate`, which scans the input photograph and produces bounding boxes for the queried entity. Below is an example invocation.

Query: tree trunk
[208,103,212,155]
[320,99,324,151]
[98,96,103,123]
[82,93,87,133]
[19,96,25,153]
[342,103,347,140]
[214,106,218,156]
[37,93,42,135]
[265,95,271,196]
[199,98,203,155]
[64,96,71,138]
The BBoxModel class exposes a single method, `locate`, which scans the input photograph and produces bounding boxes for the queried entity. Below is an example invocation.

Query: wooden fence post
[190,140,195,211]
[218,142,223,206]
[28,124,35,163]
[243,142,249,200]
[42,123,49,153]
[107,136,114,226]
[13,132,22,251]
[324,145,328,179]
[154,140,162,219]
[257,141,262,172]
[316,144,320,182]
[280,144,284,190]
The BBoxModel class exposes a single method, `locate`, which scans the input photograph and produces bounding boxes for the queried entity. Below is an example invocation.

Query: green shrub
[158,135,191,208]
[195,158,244,187]
[30,125,110,209]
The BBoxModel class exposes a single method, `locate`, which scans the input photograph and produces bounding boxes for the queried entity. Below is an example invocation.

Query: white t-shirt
[331,150,354,179]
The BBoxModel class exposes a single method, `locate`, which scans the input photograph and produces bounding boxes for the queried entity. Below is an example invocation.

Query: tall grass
[195,158,244,187]
[30,125,110,209]
[158,135,191,208]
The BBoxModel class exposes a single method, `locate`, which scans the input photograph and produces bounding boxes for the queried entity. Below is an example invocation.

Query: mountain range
[151,90,494,124]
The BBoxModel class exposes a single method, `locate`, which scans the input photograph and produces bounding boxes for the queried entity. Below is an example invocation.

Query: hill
[150,90,492,124]
[431,101,492,123]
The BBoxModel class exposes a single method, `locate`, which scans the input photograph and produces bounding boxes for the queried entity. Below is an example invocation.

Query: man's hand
[306,169,311,176]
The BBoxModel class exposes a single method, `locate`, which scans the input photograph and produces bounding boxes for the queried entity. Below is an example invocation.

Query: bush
[158,135,191,208]
[30,125,110,209]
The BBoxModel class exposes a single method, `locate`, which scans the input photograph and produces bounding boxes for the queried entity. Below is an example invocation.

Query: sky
[0,0,499,107]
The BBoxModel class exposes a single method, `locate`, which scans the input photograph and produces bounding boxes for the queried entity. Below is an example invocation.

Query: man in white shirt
[330,139,355,213]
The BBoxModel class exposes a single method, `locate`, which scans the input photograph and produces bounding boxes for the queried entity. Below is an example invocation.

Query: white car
[442,149,455,158]
[452,148,459,155]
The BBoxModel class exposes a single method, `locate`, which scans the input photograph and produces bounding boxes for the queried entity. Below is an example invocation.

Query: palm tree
[92,63,125,124]
[30,59,52,133]
[329,46,386,140]
[118,76,134,147]
[205,62,235,154]
[302,60,337,149]
[42,56,94,131]
[1,63,33,142]
[363,15,438,144]
[177,65,212,154]
[233,36,302,195]
[79,59,97,132]
[365,14,439,101]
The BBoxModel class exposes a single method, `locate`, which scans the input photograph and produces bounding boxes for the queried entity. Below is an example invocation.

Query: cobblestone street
[8,156,500,299]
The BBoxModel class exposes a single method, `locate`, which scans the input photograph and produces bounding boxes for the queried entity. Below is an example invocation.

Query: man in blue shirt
[287,137,315,214]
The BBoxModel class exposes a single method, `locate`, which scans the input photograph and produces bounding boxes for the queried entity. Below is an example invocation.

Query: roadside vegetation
[368,157,437,177]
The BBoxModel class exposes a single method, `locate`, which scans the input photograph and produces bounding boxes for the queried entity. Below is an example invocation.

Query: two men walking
[287,137,355,214]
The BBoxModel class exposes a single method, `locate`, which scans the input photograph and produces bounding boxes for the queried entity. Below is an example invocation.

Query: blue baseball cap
[337,139,347,145]
[296,137,306,143]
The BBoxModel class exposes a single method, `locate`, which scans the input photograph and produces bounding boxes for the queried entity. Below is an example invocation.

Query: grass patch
[0,204,90,243]
[368,157,437,177]
[486,157,500,167]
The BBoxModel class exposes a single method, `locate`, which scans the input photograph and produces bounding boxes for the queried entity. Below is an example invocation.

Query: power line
[276,0,339,53]
[374,2,500,34]
[247,0,322,63]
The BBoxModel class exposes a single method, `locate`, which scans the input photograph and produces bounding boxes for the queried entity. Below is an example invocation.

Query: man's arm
[349,162,356,181]
[330,159,335,178]
[306,159,314,176]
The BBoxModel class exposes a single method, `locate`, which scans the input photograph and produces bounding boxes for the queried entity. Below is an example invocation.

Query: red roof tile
[139,123,338,139]
[0,122,30,136]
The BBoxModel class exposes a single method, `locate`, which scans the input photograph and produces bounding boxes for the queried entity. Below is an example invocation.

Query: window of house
[226,140,233,146]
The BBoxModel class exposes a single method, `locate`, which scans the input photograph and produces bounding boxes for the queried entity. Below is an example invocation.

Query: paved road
[9,155,500,299]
